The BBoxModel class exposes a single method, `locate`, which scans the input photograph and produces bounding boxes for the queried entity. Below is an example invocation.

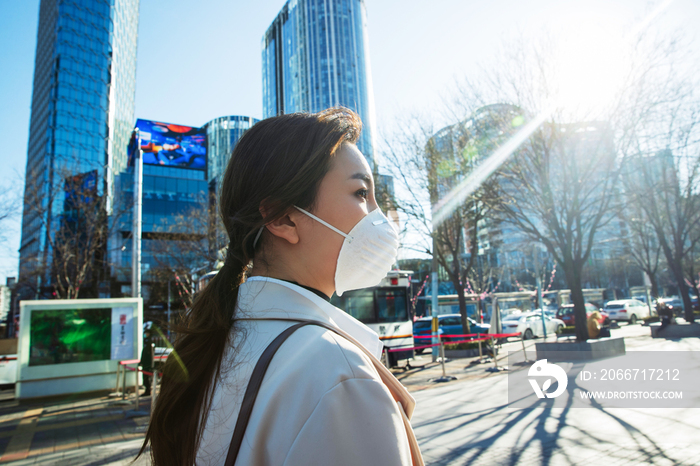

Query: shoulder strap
[224,321,316,466]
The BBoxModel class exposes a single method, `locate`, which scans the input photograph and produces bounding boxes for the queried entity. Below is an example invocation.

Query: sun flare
[553,23,627,115]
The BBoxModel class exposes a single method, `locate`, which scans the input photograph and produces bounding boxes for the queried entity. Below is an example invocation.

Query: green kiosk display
[17,298,142,399]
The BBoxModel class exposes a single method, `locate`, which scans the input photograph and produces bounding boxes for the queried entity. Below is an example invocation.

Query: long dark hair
[140,108,362,465]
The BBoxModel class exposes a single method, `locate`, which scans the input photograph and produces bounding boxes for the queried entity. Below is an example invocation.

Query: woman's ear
[259,204,300,245]
[264,212,300,245]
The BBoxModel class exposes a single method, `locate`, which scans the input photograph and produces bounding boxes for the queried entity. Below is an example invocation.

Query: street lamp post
[431,236,439,362]
[534,246,547,339]
[131,129,143,299]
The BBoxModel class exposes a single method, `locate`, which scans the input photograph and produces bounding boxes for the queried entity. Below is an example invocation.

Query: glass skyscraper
[18,0,140,293]
[205,115,260,186]
[262,0,377,169]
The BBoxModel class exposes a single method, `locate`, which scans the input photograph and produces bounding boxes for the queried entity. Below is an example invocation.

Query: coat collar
[235,276,384,359]
[234,276,419,431]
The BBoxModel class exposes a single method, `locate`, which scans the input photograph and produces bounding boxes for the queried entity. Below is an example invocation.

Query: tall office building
[262,0,377,169]
[18,0,140,294]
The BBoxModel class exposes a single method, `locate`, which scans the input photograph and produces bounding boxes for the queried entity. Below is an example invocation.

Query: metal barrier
[385,331,524,380]
[115,359,140,409]
[116,344,166,412]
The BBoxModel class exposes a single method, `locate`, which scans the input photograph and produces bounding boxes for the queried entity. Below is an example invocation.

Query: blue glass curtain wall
[262,0,376,169]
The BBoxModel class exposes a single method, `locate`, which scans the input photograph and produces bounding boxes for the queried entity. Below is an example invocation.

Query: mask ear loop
[294,206,350,239]
[253,226,265,248]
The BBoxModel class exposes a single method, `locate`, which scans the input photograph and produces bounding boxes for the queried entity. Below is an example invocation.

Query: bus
[331,270,414,367]
[196,270,219,293]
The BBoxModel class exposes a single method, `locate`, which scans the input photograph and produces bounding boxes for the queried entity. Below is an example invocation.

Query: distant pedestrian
[657,301,673,328]
[140,327,153,396]
[588,311,610,339]
[587,312,601,339]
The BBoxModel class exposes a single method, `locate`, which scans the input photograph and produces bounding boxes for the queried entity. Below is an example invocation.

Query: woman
[587,311,602,339]
[587,311,610,339]
[141,108,423,465]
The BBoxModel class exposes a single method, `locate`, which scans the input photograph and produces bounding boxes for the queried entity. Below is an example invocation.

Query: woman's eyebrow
[349,172,371,183]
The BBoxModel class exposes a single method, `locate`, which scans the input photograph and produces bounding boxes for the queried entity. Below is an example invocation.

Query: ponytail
[140,247,246,465]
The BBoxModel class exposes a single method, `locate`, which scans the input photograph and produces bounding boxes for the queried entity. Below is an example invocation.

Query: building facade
[18,0,140,296]
[262,0,377,169]
[113,116,257,310]
[205,115,260,186]
[112,119,208,300]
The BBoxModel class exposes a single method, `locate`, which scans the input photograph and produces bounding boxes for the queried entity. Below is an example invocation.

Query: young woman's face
[296,143,378,294]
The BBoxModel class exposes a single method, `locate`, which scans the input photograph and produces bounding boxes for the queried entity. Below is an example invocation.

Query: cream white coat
[196,277,423,466]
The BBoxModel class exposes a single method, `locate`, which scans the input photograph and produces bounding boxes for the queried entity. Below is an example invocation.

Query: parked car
[500,312,565,340]
[556,303,609,326]
[500,308,523,317]
[413,314,490,352]
[531,308,556,318]
[604,299,649,324]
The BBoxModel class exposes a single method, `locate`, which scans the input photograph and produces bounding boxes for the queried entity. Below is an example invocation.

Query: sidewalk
[0,322,696,465]
[0,390,151,465]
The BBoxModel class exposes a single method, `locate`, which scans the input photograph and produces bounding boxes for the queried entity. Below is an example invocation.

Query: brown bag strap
[225,321,319,466]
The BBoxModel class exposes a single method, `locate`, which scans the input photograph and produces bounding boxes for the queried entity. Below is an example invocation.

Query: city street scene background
[0,0,700,465]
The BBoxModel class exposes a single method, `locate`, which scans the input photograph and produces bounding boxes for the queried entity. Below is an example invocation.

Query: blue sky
[0,0,698,282]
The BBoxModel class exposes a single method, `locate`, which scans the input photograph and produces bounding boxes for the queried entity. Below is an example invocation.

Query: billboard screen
[134,118,206,170]
[29,308,111,366]
[27,306,137,366]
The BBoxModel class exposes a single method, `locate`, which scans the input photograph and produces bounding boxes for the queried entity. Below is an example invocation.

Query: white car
[604,299,649,324]
[501,312,565,340]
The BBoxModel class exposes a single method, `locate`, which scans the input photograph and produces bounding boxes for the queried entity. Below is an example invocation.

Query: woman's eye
[356,189,368,200]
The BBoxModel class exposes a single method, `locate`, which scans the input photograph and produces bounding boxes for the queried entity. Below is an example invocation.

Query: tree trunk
[648,271,659,300]
[452,275,471,335]
[669,261,695,322]
[562,261,589,342]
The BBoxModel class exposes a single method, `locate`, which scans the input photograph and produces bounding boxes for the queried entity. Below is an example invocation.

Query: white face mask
[294,206,400,296]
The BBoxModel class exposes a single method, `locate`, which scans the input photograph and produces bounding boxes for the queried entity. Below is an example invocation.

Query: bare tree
[0,184,17,225]
[0,181,19,253]
[620,34,700,322]
[147,190,225,311]
[383,107,510,335]
[496,120,620,340]
[439,32,641,342]
[630,147,700,321]
[619,182,663,299]
[684,237,700,309]
[19,163,123,299]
